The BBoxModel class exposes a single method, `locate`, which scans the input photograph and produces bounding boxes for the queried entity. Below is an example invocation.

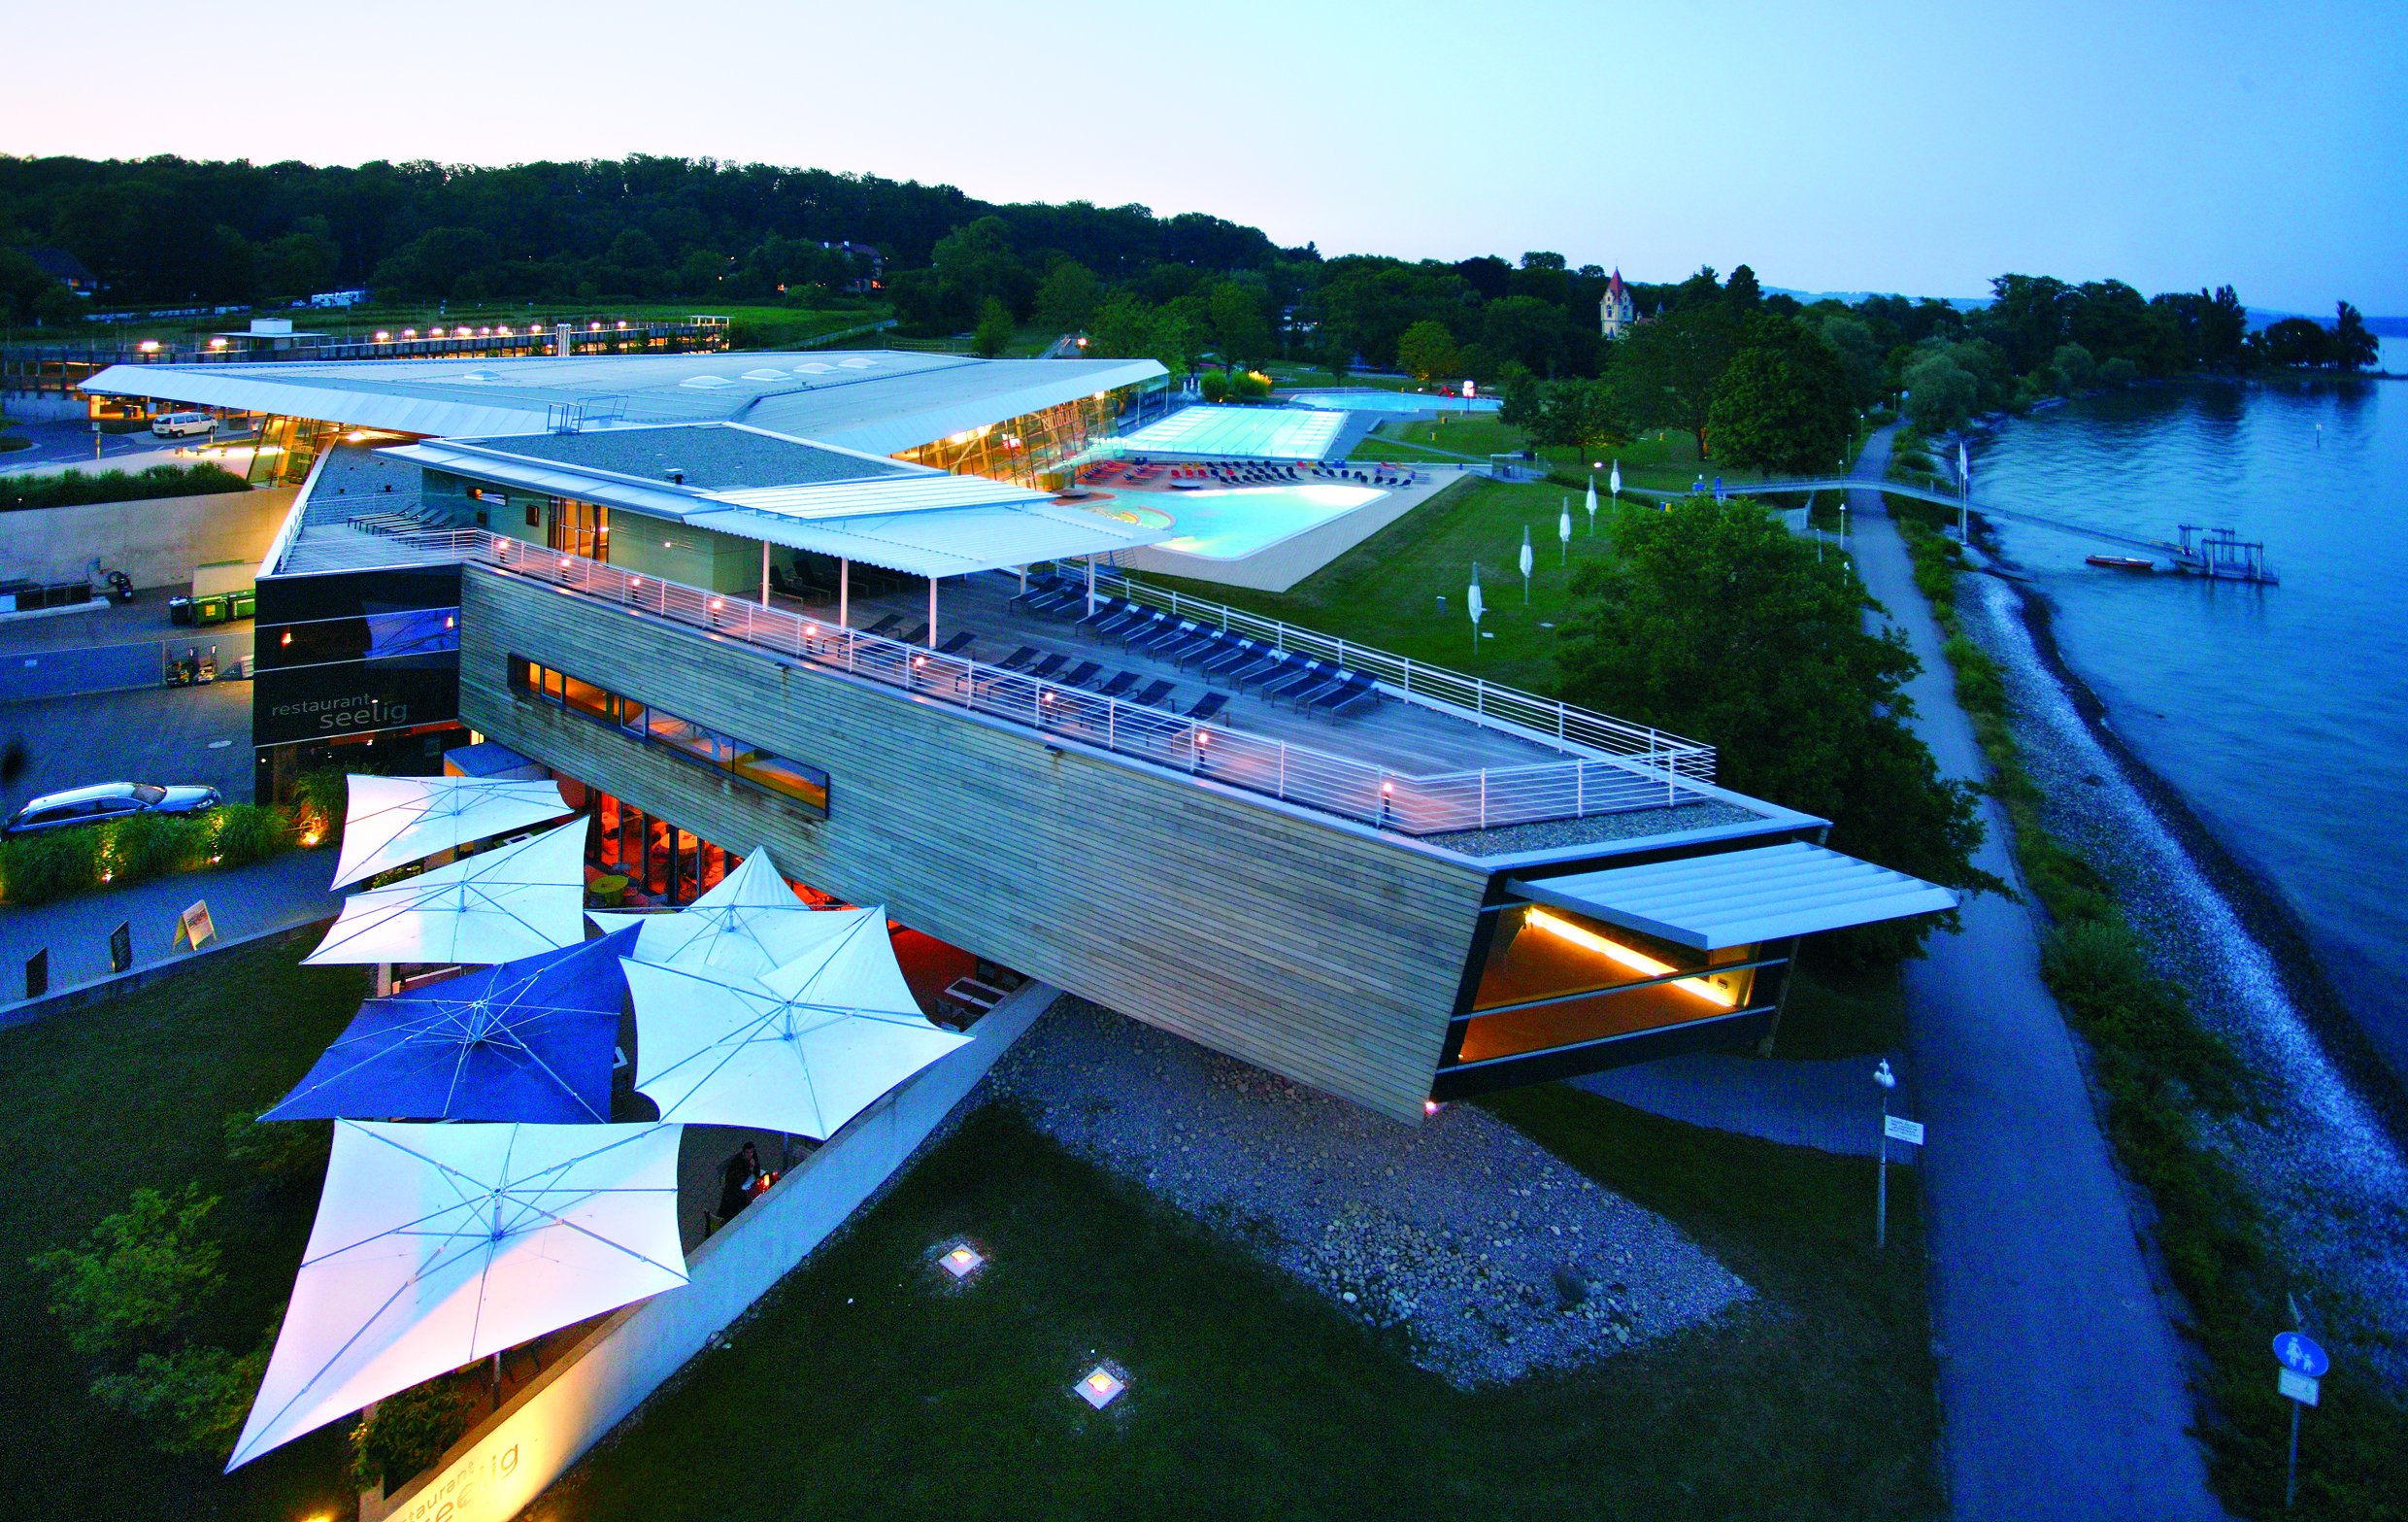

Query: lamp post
[1873,1058,1897,1249]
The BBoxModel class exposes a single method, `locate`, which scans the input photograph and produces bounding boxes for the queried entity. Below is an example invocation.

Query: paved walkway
[1849,427,2225,1521]
[1573,1049,1915,1159]
[0,847,341,1014]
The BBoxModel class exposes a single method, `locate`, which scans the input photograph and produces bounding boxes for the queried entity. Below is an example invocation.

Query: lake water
[1968,337,2408,1080]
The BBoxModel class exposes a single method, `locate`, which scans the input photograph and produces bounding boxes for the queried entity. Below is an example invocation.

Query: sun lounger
[1128,618,1203,657]
[1319,675,1381,719]
[1025,653,1069,681]
[1197,637,1260,677]
[994,644,1041,673]
[1256,660,1328,701]
[1221,648,1289,687]
[1153,626,1224,664]
[1129,679,1175,708]
[860,613,904,637]
[1183,692,1229,723]
[1179,631,1242,669]
[935,630,977,656]
[1057,660,1102,690]
[1088,669,1140,699]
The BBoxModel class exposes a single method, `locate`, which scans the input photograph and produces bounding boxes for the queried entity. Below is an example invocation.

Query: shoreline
[1973,534,2408,1138]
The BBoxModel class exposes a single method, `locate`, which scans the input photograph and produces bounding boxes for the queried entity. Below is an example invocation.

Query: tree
[971,297,1014,358]
[1396,319,1462,383]
[1605,305,1739,456]
[1817,315,1886,404]
[32,1186,223,1361]
[1526,379,1625,463]
[1197,368,1231,402]
[1480,295,1575,376]
[2050,342,2096,390]
[1207,282,1274,366]
[352,1376,477,1492]
[2250,317,2333,368]
[1901,351,1980,432]
[254,217,341,301]
[2332,301,2379,370]
[1558,497,1996,957]
[1707,321,1854,474]
[1034,259,1102,333]
[1723,263,1762,309]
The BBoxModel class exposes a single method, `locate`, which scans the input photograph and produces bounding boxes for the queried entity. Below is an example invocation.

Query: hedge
[1,463,250,515]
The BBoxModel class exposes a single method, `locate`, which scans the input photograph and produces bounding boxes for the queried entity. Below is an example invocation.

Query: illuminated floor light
[939,1243,985,1280]
[1074,1365,1126,1409]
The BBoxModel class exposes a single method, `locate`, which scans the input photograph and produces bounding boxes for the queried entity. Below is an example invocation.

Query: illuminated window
[509,655,828,820]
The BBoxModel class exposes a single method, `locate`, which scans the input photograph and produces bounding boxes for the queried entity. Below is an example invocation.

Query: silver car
[3,782,222,836]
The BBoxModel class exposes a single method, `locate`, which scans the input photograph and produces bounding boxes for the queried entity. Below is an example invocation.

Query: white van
[150,411,216,439]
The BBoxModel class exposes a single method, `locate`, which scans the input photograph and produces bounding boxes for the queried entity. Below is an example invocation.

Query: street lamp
[1872,1059,1897,1249]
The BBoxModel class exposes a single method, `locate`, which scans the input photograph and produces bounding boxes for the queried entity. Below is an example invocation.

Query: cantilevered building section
[83,352,1957,1122]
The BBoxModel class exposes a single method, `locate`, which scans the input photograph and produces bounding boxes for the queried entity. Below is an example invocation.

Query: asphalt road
[0,413,254,475]
[1849,427,2227,1521]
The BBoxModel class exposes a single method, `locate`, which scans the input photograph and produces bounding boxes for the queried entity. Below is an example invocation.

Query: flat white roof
[687,495,1173,578]
[80,351,1166,454]
[1509,841,1958,950]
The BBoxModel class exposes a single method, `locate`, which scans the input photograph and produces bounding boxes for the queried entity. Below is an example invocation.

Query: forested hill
[0,152,1287,308]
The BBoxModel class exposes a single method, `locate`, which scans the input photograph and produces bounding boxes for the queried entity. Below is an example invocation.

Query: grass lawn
[530,1092,1936,1522]
[0,933,366,1522]
[1353,417,1783,495]
[1142,475,1616,693]
[1769,959,1910,1060]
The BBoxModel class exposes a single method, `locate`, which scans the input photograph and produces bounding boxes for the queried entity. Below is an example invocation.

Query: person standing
[718,1140,761,1224]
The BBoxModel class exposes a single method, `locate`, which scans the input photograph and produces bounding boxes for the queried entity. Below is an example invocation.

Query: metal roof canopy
[79,352,1166,449]
[1508,841,1958,951]
[686,496,1173,578]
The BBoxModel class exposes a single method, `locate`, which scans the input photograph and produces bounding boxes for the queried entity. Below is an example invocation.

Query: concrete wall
[0,486,295,591]
[457,565,1491,1123]
[365,980,1055,1522]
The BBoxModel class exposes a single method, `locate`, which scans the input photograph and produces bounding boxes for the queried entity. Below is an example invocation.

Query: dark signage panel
[252,661,462,746]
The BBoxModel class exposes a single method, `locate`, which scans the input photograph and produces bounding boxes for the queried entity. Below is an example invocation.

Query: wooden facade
[457,567,1494,1122]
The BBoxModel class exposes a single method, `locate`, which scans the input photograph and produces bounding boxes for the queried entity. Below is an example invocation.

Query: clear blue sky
[6,0,2401,312]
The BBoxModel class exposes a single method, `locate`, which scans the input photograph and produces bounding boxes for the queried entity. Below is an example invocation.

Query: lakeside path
[1848,426,2227,1521]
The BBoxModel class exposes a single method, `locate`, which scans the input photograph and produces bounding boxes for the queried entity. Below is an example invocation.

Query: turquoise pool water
[1286,389,1501,415]
[1114,483,1386,559]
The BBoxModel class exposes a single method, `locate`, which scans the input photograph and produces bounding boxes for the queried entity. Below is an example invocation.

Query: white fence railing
[342,523,1710,836]
[1089,568,1715,782]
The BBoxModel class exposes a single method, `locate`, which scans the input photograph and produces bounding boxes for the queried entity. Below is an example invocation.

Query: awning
[1508,841,1959,951]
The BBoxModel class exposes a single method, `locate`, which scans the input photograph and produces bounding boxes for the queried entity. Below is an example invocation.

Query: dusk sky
[7,0,2402,313]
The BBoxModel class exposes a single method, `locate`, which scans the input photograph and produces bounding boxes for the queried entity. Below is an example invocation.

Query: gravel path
[987,997,1750,1387]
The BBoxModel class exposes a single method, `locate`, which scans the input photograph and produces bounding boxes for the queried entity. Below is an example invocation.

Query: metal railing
[328,521,1711,837]
[1088,569,1715,782]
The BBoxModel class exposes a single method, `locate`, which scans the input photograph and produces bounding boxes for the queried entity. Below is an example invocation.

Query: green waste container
[193,594,229,626]
[229,589,256,620]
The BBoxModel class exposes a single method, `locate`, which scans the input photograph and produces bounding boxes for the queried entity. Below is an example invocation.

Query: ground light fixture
[1074,1364,1127,1409]
[938,1242,986,1280]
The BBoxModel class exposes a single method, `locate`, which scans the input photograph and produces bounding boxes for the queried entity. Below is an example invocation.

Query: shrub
[88,1340,268,1459]
[351,1376,478,1492]
[288,766,350,845]
[221,1111,331,1189]
[0,823,104,903]
[209,803,290,866]
[0,462,249,514]
[1228,369,1272,401]
[1197,369,1231,403]
[0,801,299,905]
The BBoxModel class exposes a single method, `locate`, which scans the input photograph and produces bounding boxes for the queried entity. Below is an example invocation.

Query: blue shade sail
[264,927,636,1124]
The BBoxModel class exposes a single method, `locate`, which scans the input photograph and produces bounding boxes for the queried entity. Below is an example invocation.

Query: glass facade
[508,655,829,818]
[891,389,1125,489]
[247,414,351,487]
[1448,903,1775,1066]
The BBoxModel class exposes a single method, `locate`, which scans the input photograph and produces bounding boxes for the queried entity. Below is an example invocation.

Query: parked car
[3,782,222,836]
[150,411,217,439]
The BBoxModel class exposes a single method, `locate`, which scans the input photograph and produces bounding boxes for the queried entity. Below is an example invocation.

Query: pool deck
[1116,464,1480,592]
[821,569,1568,778]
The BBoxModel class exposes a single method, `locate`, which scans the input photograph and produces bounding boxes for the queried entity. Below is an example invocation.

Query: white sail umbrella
[305,822,588,967]
[225,1120,686,1471]
[623,907,968,1140]
[1519,524,1534,603]
[1585,472,1599,535]
[329,774,571,891]
[1609,458,1622,503]
[1466,561,1485,651]
[1559,498,1573,563]
[589,846,845,982]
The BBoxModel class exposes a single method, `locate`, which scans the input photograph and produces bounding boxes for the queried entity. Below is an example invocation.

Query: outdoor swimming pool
[1286,389,1501,415]
[1114,483,1385,559]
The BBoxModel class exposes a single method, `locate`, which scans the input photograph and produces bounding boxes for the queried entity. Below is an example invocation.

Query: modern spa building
[84,351,1956,1123]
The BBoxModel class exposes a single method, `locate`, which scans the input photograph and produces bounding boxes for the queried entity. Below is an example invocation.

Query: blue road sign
[2273,1332,2329,1379]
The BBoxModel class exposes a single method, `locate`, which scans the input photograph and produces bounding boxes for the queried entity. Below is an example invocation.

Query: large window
[509,656,829,819]
[891,389,1125,488]
[1448,902,1775,1065]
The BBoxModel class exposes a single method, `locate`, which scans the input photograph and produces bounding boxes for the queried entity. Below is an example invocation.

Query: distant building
[1598,268,1634,340]
[307,288,372,309]
[25,247,97,297]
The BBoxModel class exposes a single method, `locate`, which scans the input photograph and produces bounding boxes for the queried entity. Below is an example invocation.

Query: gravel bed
[1964,570,2408,1383]
[1424,798,1760,859]
[987,998,1751,1386]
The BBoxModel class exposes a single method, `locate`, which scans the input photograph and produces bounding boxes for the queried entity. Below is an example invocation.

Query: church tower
[1599,268,1634,340]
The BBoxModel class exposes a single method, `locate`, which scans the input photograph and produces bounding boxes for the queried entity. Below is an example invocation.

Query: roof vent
[665,467,686,486]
